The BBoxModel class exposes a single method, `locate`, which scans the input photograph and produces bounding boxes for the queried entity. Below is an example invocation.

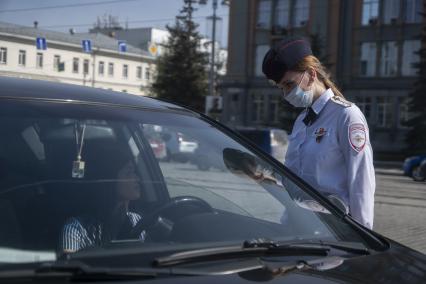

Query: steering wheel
[130,196,214,240]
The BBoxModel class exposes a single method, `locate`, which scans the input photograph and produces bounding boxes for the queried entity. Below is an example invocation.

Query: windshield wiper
[0,261,158,281]
[243,238,370,255]
[154,238,369,267]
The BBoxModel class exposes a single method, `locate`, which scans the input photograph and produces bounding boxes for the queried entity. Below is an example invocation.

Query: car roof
[0,76,189,112]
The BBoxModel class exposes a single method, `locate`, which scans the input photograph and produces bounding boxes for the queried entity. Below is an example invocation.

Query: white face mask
[283,72,313,108]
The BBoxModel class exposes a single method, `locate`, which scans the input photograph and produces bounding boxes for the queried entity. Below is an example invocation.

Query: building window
[0,47,7,64]
[355,96,372,121]
[257,0,272,28]
[360,42,377,76]
[383,0,400,24]
[274,0,290,28]
[83,59,89,74]
[398,97,410,128]
[292,0,309,27]
[269,96,280,123]
[18,50,26,66]
[362,0,379,25]
[137,66,142,79]
[255,45,270,77]
[405,0,422,23]
[145,67,151,80]
[380,41,398,77]
[73,58,79,73]
[122,64,128,78]
[108,62,114,76]
[53,55,60,71]
[402,40,420,76]
[36,53,43,69]
[252,94,265,123]
[376,96,393,128]
[98,61,104,76]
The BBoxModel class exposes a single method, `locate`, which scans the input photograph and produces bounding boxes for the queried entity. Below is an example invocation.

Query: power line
[0,0,143,13]
[39,14,229,29]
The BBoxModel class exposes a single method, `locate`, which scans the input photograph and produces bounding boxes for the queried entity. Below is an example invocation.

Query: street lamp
[199,0,229,97]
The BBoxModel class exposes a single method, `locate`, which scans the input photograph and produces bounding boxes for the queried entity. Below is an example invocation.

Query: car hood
[143,241,425,284]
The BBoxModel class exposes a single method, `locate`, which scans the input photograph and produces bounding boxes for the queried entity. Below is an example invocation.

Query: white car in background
[158,128,199,162]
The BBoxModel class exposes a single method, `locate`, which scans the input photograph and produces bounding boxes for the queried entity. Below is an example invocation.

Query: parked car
[160,128,199,162]
[148,137,167,160]
[412,158,426,182]
[0,77,425,283]
[143,125,168,160]
[402,154,426,177]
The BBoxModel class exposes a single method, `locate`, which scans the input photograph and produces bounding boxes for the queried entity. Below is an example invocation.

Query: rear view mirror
[327,195,349,215]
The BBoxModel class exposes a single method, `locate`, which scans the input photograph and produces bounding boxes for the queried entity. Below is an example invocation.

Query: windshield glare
[0,101,366,264]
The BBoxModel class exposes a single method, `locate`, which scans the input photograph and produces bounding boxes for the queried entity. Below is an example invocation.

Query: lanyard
[72,122,87,178]
[74,122,86,161]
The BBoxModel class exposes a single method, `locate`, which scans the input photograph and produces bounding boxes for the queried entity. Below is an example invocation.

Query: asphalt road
[374,167,426,254]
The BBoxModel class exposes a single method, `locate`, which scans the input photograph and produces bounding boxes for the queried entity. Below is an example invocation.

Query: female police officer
[262,37,375,229]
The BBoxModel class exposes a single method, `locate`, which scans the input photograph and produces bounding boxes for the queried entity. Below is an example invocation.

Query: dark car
[412,159,426,182]
[0,77,425,283]
[402,154,426,177]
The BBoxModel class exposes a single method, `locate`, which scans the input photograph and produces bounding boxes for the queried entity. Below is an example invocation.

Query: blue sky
[0,0,229,47]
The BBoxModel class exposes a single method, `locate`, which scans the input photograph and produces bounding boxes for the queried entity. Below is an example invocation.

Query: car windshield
[0,99,367,264]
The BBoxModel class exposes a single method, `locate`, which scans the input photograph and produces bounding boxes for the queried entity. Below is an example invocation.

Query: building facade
[220,0,423,154]
[90,27,228,77]
[0,21,155,95]
[90,27,170,57]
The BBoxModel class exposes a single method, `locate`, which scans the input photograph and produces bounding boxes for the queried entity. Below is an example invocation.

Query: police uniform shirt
[284,88,375,229]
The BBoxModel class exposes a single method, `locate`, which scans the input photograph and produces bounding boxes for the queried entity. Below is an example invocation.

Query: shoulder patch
[330,96,352,108]
[348,123,366,152]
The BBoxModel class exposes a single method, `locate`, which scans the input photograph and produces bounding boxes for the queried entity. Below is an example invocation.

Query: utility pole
[209,0,218,97]
[200,0,228,97]
[91,47,97,87]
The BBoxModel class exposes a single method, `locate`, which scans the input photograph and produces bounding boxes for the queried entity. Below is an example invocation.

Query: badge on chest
[314,127,327,143]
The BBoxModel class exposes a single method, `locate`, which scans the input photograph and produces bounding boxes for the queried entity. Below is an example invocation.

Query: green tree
[151,0,209,112]
[405,18,426,153]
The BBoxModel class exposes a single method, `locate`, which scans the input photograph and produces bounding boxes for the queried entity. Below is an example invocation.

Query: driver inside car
[61,158,145,253]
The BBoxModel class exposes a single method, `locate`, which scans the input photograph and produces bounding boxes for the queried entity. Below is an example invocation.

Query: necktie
[303,107,318,126]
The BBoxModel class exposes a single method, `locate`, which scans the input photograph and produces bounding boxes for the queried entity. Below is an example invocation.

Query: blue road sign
[36,37,47,50]
[118,40,127,52]
[82,40,92,53]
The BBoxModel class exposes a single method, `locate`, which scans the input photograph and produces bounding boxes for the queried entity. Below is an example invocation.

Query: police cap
[262,37,312,84]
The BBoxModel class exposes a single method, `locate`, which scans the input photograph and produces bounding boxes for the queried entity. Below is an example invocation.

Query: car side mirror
[222,148,257,175]
[327,195,349,215]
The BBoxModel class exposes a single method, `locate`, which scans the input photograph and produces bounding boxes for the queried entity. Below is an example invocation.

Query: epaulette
[330,96,352,108]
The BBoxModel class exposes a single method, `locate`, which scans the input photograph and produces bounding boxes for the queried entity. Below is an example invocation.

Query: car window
[0,101,367,263]
[143,124,287,224]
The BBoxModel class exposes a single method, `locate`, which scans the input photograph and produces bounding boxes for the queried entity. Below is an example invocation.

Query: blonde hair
[293,55,344,98]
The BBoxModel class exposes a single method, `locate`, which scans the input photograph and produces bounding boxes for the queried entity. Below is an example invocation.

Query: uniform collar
[310,88,333,115]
